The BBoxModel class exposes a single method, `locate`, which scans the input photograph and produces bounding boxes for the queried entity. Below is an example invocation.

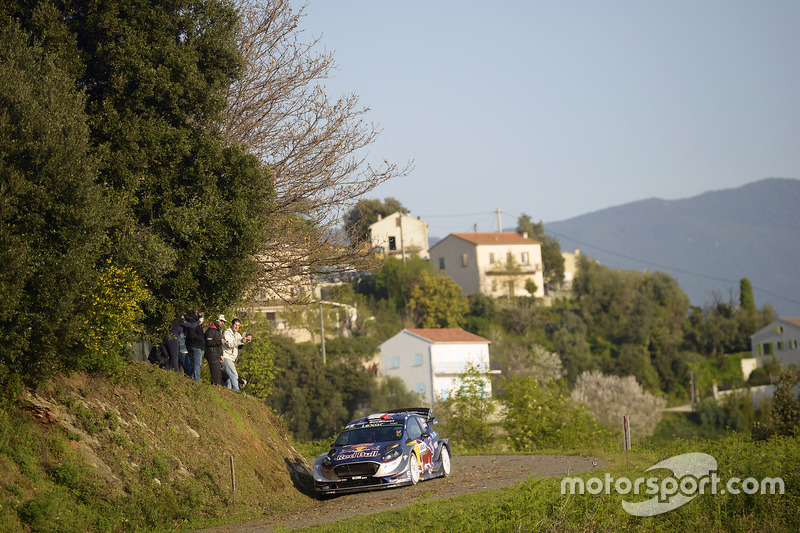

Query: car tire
[409,453,420,485]
[440,446,451,477]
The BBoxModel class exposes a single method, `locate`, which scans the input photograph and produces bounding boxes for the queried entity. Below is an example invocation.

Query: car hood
[327,442,398,464]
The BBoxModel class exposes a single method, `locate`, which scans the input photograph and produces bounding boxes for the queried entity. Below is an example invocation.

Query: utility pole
[318,301,326,365]
[496,207,502,233]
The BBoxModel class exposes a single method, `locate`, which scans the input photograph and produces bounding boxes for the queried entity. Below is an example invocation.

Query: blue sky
[299,1,800,239]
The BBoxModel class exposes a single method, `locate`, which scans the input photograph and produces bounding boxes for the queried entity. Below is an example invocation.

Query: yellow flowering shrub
[79,262,150,372]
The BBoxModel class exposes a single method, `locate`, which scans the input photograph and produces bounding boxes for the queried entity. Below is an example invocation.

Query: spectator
[164,314,203,372]
[178,330,192,378]
[184,311,206,381]
[204,315,226,385]
[222,318,251,392]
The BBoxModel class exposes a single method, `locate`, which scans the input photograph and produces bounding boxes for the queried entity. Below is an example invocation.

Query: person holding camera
[222,318,251,392]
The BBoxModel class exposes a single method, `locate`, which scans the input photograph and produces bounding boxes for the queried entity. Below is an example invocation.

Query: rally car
[312,408,451,495]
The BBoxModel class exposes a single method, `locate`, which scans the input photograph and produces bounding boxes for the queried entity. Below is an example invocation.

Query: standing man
[222,318,251,392]
[204,315,227,386]
[165,314,203,373]
[185,311,206,381]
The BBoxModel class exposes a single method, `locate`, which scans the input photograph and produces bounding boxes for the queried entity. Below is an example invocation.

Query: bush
[571,370,667,437]
[436,363,496,451]
[500,376,608,451]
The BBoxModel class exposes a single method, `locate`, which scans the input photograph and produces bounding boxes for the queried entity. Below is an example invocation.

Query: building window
[390,356,400,369]
[414,353,424,366]
[439,258,445,270]
[775,326,784,334]
[777,341,786,350]
[790,340,798,349]
[762,343,774,356]
[388,236,397,251]
[415,383,426,395]
[489,253,495,264]
[461,253,468,267]
[521,252,530,265]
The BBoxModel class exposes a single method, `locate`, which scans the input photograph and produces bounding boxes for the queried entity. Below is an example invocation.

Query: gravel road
[197,454,601,532]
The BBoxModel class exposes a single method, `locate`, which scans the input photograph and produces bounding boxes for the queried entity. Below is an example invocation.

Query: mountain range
[543,178,800,318]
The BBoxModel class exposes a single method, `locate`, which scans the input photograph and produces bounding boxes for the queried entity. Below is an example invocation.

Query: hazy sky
[299,1,800,239]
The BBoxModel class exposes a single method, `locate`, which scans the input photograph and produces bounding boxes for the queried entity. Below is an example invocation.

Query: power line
[545,228,800,307]
[419,209,799,307]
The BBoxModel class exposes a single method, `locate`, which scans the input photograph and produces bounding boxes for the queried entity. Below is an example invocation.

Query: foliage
[436,363,496,451]
[753,369,800,440]
[517,213,565,289]
[234,315,280,400]
[570,256,691,394]
[500,376,608,450]
[571,370,667,437]
[0,364,310,532]
[739,278,756,311]
[408,271,469,328]
[79,262,150,374]
[4,0,276,341]
[343,197,409,246]
[0,22,113,390]
[266,336,378,441]
[308,432,800,533]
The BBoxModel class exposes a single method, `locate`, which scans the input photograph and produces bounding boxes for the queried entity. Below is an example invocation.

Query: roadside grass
[301,434,799,533]
[1,363,313,532]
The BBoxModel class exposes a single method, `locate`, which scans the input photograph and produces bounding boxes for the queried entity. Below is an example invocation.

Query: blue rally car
[313,408,451,495]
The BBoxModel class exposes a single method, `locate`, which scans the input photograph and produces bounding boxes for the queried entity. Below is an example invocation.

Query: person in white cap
[221,318,251,392]
[204,315,227,385]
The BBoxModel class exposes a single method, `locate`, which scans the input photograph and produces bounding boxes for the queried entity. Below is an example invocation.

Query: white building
[379,328,492,404]
[429,232,544,298]
[369,211,430,260]
[751,318,800,370]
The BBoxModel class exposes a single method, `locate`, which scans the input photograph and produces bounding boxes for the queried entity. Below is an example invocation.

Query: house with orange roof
[429,232,545,298]
[379,328,492,404]
[751,317,800,370]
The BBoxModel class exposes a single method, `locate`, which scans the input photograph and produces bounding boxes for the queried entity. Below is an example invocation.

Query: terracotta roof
[783,318,800,327]
[405,328,490,343]
[450,232,540,245]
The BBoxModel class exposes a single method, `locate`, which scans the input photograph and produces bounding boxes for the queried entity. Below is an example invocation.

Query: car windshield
[335,424,403,445]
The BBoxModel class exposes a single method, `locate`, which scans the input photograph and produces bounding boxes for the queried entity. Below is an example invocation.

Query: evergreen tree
[0,22,113,389]
[4,0,276,335]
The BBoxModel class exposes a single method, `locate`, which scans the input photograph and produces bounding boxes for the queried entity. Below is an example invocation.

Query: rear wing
[384,407,434,420]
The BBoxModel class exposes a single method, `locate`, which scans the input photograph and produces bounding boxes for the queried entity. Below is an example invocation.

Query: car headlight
[321,457,333,470]
[382,447,402,462]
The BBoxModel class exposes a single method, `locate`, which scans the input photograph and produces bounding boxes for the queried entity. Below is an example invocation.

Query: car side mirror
[431,417,439,426]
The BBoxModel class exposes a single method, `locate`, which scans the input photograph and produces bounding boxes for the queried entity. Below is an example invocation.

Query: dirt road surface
[196,454,601,532]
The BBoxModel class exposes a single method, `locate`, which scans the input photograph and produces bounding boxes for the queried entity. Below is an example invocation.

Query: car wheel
[409,453,420,485]
[440,446,451,477]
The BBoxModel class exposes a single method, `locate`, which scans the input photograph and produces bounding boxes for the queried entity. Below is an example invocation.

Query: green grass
[301,434,799,532]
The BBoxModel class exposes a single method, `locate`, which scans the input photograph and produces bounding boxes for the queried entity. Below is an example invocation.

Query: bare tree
[223,1,411,299]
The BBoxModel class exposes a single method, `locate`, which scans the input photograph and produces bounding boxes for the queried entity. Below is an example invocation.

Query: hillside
[1,363,312,532]
[544,178,800,317]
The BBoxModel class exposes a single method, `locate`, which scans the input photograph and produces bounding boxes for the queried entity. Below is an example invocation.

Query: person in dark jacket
[204,315,227,385]
[164,314,203,373]
[184,311,206,382]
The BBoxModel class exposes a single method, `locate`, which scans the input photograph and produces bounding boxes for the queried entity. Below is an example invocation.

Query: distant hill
[544,178,800,318]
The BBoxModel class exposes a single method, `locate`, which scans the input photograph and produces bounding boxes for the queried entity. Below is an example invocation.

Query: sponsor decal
[337,443,381,460]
